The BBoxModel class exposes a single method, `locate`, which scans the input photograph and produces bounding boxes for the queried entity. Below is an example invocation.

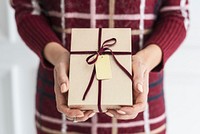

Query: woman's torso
[39,0,163,52]
[36,1,166,134]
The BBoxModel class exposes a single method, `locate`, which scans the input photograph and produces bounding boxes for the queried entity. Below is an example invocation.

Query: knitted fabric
[11,0,189,133]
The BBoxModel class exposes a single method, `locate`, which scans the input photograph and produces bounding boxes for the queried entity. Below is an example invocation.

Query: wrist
[134,44,162,71]
[44,42,70,66]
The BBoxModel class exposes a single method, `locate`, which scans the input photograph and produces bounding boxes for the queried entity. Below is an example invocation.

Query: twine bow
[86,38,117,65]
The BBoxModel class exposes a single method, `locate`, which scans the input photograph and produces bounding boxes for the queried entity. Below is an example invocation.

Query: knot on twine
[86,38,117,65]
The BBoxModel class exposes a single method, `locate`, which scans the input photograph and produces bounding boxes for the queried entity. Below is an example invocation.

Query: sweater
[11,0,189,134]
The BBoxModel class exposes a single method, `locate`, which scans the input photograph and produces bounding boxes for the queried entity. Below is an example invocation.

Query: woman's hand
[105,44,162,120]
[44,42,96,122]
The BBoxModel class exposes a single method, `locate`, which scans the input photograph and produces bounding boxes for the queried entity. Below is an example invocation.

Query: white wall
[165,1,200,133]
[0,0,199,134]
[0,1,38,134]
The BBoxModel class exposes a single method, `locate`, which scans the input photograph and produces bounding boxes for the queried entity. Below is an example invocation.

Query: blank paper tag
[95,55,112,80]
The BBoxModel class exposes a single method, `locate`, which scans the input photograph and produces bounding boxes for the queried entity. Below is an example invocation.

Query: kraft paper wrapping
[68,28,133,112]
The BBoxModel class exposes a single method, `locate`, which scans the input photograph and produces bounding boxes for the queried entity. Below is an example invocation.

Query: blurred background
[0,0,199,134]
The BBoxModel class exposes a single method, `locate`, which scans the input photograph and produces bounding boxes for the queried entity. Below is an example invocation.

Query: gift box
[68,28,133,112]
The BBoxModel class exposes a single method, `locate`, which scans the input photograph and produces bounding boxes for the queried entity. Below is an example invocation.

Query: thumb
[55,63,70,93]
[132,60,144,93]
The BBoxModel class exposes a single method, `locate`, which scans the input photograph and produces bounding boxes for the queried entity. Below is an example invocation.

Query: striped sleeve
[10,0,62,70]
[144,0,189,72]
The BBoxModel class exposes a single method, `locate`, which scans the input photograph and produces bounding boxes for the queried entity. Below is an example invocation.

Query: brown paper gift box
[68,28,133,112]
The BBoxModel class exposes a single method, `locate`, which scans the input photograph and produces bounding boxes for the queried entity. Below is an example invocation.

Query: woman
[11,0,189,133]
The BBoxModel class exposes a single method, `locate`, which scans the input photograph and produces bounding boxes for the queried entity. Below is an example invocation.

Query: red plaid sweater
[11,0,189,134]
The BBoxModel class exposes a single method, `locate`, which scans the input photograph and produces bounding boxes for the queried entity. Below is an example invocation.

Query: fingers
[105,101,147,120]
[54,87,85,119]
[54,69,85,120]
[75,111,96,122]
[65,111,96,122]
[53,55,96,122]
[54,68,96,122]
[105,56,149,120]
[106,109,138,120]
[105,86,147,120]
[58,105,84,118]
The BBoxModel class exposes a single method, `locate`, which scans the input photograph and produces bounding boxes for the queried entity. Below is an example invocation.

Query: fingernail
[105,112,114,117]
[88,112,96,118]
[61,83,67,93]
[117,110,126,115]
[138,83,143,93]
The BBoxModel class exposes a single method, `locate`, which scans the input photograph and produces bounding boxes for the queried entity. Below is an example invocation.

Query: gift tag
[95,55,112,80]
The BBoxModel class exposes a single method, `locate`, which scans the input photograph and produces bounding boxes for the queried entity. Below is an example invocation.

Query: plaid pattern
[11,0,189,133]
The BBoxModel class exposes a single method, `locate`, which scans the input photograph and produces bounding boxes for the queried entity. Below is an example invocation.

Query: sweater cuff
[17,15,62,70]
[144,17,186,72]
